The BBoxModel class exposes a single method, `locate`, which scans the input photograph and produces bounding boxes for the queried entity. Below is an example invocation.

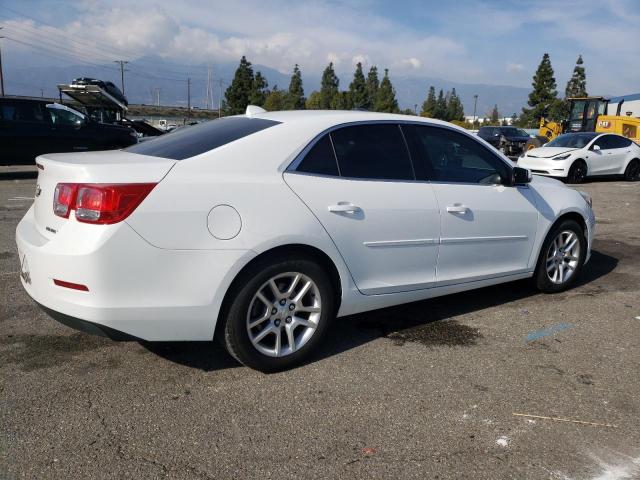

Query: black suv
[477,126,531,157]
[0,97,137,165]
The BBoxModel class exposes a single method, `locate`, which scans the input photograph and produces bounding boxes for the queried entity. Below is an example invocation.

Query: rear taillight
[53,183,156,224]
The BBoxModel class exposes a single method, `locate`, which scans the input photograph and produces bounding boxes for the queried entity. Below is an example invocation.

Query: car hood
[525,146,578,158]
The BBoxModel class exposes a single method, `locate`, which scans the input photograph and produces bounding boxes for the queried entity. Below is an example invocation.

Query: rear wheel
[534,219,586,293]
[566,160,587,184]
[219,255,335,372]
[624,159,640,181]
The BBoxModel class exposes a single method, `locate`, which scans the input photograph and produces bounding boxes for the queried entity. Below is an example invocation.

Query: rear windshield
[125,117,281,160]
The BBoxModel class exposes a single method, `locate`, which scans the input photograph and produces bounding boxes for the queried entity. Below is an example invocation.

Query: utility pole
[472,94,479,125]
[187,77,191,121]
[218,79,224,118]
[114,60,129,95]
[0,28,5,96]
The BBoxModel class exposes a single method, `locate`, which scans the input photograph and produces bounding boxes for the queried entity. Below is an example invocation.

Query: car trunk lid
[33,150,176,239]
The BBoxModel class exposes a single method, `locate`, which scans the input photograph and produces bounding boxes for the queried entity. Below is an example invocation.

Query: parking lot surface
[1,170,639,479]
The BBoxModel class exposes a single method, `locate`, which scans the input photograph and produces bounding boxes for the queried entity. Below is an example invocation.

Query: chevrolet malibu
[16,109,596,371]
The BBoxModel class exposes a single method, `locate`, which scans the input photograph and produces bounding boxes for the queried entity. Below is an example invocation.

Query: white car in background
[517,132,640,183]
[16,109,595,371]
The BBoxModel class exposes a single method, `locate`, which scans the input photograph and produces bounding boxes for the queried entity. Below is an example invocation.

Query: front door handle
[446,205,469,214]
[328,203,361,214]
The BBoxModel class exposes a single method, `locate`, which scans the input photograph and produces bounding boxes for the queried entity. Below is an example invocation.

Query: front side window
[47,105,84,126]
[329,124,414,180]
[126,117,281,160]
[592,135,613,150]
[405,125,510,184]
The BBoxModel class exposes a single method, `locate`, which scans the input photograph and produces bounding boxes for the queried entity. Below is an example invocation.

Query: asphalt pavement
[1,168,639,479]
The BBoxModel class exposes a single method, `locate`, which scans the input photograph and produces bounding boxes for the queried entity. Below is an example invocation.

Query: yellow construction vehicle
[526,94,640,149]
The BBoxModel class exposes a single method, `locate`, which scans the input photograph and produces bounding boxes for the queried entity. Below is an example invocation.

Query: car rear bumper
[15,206,255,341]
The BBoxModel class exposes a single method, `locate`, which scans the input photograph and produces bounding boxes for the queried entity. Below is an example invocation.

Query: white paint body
[16,111,596,341]
[517,134,640,179]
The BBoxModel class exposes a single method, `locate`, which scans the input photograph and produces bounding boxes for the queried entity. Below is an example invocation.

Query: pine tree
[490,104,500,124]
[319,62,339,109]
[331,91,352,110]
[249,71,268,106]
[224,56,254,115]
[421,86,437,117]
[263,86,288,111]
[522,53,558,127]
[374,69,398,113]
[433,89,447,119]
[349,62,368,109]
[286,64,305,110]
[365,66,380,109]
[565,55,587,98]
[446,88,465,121]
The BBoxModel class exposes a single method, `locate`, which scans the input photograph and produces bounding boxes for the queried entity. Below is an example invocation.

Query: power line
[114,60,129,95]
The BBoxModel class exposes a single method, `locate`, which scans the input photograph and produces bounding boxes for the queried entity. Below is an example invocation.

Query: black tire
[534,219,587,293]
[525,136,545,151]
[624,159,640,181]
[219,254,335,372]
[566,160,587,184]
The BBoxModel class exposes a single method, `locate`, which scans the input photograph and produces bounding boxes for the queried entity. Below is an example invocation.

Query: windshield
[546,133,597,148]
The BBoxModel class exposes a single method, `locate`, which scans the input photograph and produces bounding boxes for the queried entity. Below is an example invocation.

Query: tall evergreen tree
[374,69,398,113]
[319,62,339,109]
[286,64,306,110]
[522,53,558,126]
[331,91,352,110]
[565,55,587,98]
[446,88,465,121]
[224,56,254,115]
[433,89,447,119]
[420,86,437,117]
[490,104,500,124]
[366,66,380,109]
[249,71,268,106]
[349,62,368,109]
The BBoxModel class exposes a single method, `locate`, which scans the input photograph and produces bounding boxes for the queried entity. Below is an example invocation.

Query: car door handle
[328,203,361,214]
[446,205,469,214]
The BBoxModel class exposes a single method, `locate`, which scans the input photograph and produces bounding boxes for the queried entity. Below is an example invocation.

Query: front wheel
[624,159,640,181]
[566,160,587,184]
[534,220,587,293]
[220,255,335,372]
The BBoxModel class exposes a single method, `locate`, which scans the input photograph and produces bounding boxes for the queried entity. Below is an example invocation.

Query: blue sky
[1,0,638,95]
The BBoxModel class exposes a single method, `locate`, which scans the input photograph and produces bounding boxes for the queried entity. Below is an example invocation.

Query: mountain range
[6,55,530,118]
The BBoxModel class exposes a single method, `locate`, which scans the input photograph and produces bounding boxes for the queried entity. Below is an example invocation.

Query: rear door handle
[446,205,469,214]
[328,203,361,214]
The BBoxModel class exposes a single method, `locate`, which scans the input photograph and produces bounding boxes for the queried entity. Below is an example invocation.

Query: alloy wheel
[246,272,322,357]
[568,163,586,183]
[546,230,581,284]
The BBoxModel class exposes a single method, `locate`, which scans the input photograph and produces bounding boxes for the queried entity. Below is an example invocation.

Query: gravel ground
[1,169,639,479]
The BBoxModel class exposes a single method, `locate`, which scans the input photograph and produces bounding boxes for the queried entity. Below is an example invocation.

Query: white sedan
[518,132,640,183]
[16,108,596,371]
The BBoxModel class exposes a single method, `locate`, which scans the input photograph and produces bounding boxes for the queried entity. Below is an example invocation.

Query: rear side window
[297,135,339,176]
[609,135,632,148]
[0,101,45,123]
[125,117,281,160]
[330,124,414,180]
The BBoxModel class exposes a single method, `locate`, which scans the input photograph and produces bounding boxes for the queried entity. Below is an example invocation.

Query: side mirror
[592,144,601,152]
[512,166,532,185]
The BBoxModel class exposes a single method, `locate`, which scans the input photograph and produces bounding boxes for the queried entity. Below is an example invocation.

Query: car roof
[250,109,456,132]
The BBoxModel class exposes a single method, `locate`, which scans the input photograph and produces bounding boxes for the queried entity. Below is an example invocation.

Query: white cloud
[506,63,525,72]
[401,58,422,69]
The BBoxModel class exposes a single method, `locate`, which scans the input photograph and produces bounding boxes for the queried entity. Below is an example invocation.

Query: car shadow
[142,248,618,372]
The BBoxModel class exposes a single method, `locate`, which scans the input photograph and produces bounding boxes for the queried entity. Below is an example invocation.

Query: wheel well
[215,244,343,338]
[534,212,588,270]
